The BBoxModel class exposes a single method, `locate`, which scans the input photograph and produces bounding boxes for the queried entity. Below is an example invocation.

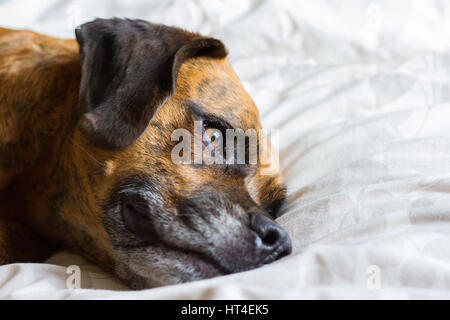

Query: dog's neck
[0,34,115,268]
[0,36,81,215]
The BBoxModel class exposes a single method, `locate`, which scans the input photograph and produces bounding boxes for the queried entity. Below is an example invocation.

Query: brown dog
[0,18,291,289]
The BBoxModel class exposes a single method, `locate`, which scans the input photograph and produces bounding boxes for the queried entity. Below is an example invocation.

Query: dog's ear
[75,18,227,150]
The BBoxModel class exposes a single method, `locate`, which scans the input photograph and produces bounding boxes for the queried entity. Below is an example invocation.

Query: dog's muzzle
[117,191,292,275]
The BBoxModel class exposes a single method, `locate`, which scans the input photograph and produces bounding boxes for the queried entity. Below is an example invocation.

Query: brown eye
[200,117,230,163]
[204,127,223,149]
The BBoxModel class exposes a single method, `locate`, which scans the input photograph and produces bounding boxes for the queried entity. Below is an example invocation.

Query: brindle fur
[0,19,289,288]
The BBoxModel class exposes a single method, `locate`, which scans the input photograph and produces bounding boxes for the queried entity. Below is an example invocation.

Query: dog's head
[67,18,291,289]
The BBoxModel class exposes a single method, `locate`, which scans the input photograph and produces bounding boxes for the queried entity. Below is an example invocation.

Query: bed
[1,0,450,299]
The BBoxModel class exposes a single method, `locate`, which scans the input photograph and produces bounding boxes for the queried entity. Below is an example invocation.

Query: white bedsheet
[1,0,450,299]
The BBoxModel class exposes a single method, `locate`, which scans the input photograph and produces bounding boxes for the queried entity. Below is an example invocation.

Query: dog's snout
[249,212,292,264]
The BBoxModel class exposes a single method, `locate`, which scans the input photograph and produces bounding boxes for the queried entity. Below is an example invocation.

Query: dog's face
[66,19,291,289]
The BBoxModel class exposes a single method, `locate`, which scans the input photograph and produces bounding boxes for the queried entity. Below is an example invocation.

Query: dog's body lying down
[0,18,291,289]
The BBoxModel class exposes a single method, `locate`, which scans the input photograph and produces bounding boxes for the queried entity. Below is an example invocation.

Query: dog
[0,18,292,289]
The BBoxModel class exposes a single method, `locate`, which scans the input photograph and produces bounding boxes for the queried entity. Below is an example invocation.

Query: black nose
[249,212,292,264]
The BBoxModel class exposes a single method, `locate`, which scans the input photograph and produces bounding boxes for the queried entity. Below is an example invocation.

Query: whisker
[68,135,106,170]
[177,213,196,217]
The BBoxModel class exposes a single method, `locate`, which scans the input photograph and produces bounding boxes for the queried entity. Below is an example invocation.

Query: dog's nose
[249,212,292,264]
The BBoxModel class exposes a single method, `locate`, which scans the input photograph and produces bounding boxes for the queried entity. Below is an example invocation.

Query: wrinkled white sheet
[1,0,450,299]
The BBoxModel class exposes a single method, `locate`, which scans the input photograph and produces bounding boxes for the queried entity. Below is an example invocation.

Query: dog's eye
[203,126,226,162]
[202,120,228,163]
[202,118,227,146]
[203,127,223,149]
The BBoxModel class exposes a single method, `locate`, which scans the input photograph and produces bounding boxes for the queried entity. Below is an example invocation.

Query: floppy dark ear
[75,18,227,150]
